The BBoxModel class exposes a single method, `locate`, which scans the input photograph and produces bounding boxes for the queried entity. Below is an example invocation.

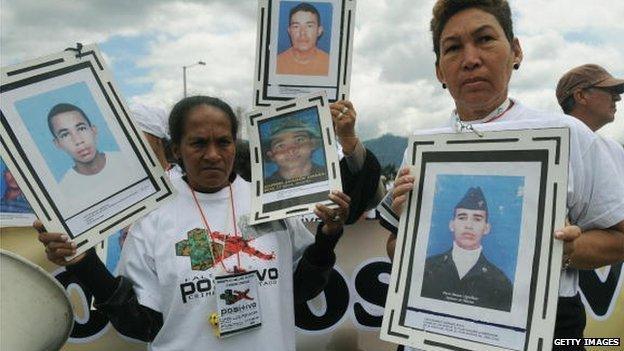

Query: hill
[363,133,408,168]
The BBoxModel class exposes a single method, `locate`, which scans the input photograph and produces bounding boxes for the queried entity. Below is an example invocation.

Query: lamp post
[182,61,206,97]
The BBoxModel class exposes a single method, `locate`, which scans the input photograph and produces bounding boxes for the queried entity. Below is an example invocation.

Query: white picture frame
[381,128,569,351]
[0,44,174,259]
[253,0,356,107]
[246,92,342,224]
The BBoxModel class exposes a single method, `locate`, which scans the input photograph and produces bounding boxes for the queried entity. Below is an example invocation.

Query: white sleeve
[567,133,624,230]
[376,148,410,230]
[117,217,162,312]
[601,137,624,174]
[285,218,315,267]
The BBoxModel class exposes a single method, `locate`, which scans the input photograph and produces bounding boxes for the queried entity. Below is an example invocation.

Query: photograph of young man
[276,2,330,76]
[421,186,513,311]
[48,103,128,198]
[264,118,325,184]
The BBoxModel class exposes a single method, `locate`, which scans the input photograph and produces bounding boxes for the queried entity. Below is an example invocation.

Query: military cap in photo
[455,186,488,214]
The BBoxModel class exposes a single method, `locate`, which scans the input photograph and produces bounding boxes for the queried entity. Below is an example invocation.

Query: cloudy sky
[2,0,623,142]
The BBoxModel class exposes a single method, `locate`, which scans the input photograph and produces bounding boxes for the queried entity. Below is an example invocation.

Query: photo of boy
[47,103,128,196]
[261,116,327,192]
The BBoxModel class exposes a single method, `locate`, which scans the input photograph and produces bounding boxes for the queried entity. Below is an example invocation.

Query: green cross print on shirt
[175,228,224,271]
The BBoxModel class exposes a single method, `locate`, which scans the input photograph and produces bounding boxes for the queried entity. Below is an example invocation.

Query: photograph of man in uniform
[421,186,513,311]
[276,2,330,76]
[263,117,327,191]
[48,103,128,196]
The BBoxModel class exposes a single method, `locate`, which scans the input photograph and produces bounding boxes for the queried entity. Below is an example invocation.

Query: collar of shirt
[451,241,482,279]
[450,98,513,132]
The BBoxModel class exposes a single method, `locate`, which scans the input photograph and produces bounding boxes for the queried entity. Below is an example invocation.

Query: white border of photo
[0,44,175,260]
[381,128,569,351]
[245,91,342,224]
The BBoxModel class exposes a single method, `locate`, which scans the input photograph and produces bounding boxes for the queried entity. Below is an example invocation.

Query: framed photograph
[253,0,356,107]
[381,128,569,351]
[0,44,174,259]
[246,92,342,224]
[1,157,36,227]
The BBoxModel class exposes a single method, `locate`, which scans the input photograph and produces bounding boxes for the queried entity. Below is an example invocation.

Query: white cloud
[1,0,622,143]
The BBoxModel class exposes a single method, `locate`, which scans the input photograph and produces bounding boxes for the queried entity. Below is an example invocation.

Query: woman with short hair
[382,1,624,350]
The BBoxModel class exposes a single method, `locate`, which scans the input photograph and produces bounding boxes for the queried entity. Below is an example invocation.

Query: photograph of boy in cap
[421,186,513,312]
[262,116,327,191]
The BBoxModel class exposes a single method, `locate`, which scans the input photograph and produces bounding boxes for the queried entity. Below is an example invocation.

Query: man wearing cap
[556,64,624,132]
[421,187,513,311]
[130,103,173,170]
[264,118,325,184]
[556,64,624,174]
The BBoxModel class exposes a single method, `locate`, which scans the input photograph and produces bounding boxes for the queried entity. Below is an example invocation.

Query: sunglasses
[587,86,621,97]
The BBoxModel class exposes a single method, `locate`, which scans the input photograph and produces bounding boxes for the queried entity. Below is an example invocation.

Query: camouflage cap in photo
[263,118,321,150]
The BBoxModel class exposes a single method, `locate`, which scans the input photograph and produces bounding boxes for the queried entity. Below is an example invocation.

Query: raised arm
[330,100,384,220]
[293,191,350,304]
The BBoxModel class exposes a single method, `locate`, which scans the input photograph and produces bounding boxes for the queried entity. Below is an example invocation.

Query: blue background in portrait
[0,158,33,214]
[105,230,123,274]
[425,174,524,281]
[278,1,333,54]
[14,82,120,182]
[259,107,326,178]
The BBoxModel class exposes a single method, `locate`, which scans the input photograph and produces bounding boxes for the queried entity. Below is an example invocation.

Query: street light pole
[183,66,187,97]
[182,61,206,97]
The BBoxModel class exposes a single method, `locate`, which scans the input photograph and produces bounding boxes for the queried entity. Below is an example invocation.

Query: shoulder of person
[599,135,624,152]
[232,174,251,190]
[104,151,127,164]
[479,256,512,286]
[514,102,596,138]
[425,250,452,268]
[504,102,601,152]
[132,176,189,229]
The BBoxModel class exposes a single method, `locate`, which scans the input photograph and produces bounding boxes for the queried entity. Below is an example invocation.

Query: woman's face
[173,104,236,193]
[435,8,522,118]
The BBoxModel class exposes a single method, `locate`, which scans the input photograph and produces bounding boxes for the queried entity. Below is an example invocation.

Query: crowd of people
[29,0,623,350]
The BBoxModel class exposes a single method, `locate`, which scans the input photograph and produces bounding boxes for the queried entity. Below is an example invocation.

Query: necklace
[451,99,514,135]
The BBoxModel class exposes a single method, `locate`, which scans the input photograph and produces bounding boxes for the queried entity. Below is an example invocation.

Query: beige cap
[556,64,624,105]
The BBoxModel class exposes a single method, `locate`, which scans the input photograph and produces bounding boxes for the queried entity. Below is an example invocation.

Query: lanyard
[451,99,514,136]
[188,182,241,273]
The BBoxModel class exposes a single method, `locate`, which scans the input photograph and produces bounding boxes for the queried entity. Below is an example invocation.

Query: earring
[513,63,520,70]
[442,83,447,89]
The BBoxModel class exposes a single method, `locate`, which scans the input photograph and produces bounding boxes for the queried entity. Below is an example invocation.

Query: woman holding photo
[382,0,624,349]
[37,95,351,350]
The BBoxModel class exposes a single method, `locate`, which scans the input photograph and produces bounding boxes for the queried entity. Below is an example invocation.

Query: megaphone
[1,249,73,351]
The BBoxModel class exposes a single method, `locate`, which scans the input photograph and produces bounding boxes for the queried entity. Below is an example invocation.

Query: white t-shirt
[118,175,314,351]
[165,163,184,180]
[598,136,624,175]
[452,242,482,279]
[378,99,624,297]
[58,151,143,215]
